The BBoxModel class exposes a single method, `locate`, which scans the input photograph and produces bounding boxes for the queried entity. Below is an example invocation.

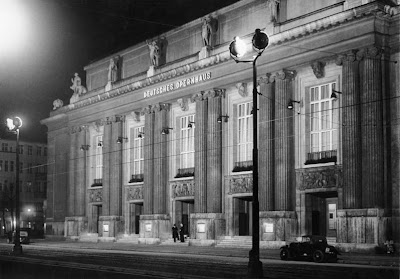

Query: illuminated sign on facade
[143,71,211,98]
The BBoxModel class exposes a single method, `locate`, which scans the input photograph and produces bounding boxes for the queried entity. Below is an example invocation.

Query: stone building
[41,0,399,251]
[0,138,47,237]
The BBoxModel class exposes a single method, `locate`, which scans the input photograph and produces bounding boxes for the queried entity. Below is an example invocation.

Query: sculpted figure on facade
[69,73,87,104]
[267,0,280,22]
[147,39,160,67]
[311,61,325,79]
[52,99,63,110]
[108,56,119,83]
[202,16,213,47]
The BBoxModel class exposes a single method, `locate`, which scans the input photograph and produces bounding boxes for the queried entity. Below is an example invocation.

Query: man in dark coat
[179,223,185,243]
[172,224,179,242]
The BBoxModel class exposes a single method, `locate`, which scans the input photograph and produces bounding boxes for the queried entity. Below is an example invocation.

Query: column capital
[204,88,226,99]
[270,69,296,82]
[258,73,273,85]
[335,50,357,65]
[152,102,170,112]
[356,46,383,61]
[141,105,153,115]
[191,92,206,102]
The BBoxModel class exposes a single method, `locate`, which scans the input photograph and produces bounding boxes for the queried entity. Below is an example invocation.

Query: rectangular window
[20,162,23,173]
[28,145,33,155]
[10,161,14,172]
[37,146,42,156]
[2,143,8,152]
[44,147,47,156]
[95,135,103,182]
[28,163,33,174]
[234,102,253,172]
[131,127,144,182]
[4,161,8,172]
[179,115,195,172]
[307,82,338,164]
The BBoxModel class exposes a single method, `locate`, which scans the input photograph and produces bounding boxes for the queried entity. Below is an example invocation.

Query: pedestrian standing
[172,224,179,242]
[179,223,185,243]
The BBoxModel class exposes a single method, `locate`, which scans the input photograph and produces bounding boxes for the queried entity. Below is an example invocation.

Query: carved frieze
[171,179,195,198]
[228,174,253,194]
[296,166,343,191]
[177,98,189,111]
[236,83,248,97]
[311,61,325,79]
[204,88,226,99]
[88,188,102,203]
[126,185,143,201]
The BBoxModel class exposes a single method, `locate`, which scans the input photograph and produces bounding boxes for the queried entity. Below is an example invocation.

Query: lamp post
[229,29,269,278]
[6,116,23,255]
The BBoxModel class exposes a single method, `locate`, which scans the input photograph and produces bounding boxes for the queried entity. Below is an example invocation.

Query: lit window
[233,102,253,172]
[95,135,103,180]
[180,115,195,170]
[133,127,144,175]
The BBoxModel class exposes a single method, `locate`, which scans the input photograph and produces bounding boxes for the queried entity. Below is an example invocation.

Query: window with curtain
[176,115,195,177]
[129,126,144,183]
[234,102,253,172]
[307,82,338,164]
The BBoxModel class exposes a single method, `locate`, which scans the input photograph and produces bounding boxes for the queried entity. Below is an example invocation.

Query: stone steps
[216,236,252,248]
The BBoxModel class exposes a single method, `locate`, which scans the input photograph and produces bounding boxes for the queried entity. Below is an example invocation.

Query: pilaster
[336,50,362,209]
[75,126,87,216]
[143,106,154,214]
[357,47,385,208]
[110,116,124,216]
[205,88,225,213]
[191,92,208,213]
[153,103,169,214]
[259,74,275,211]
[271,70,296,211]
[68,128,78,216]
[102,117,113,216]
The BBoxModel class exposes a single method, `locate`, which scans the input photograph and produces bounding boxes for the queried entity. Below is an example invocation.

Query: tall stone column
[143,107,154,215]
[259,74,275,211]
[110,116,123,216]
[205,88,225,213]
[336,51,362,209]
[102,118,113,216]
[153,103,169,214]
[192,92,208,213]
[358,47,384,208]
[67,128,78,216]
[75,127,87,216]
[273,70,295,211]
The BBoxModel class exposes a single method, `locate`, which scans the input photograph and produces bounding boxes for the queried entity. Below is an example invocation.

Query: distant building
[0,138,47,237]
[41,0,399,251]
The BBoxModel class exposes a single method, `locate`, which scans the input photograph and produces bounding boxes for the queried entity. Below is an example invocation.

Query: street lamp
[229,29,269,278]
[6,116,23,255]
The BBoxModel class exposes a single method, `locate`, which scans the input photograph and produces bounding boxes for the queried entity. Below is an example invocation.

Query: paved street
[0,239,398,278]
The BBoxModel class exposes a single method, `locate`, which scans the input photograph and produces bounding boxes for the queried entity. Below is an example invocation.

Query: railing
[174,167,195,178]
[305,150,337,165]
[129,174,144,183]
[91,178,103,187]
[232,160,253,172]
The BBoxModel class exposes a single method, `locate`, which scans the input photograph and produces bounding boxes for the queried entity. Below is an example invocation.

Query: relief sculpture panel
[171,179,194,198]
[126,186,143,201]
[297,166,343,190]
[228,174,253,194]
[88,188,102,203]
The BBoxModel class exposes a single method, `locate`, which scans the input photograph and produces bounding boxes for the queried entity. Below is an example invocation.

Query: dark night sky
[0,0,239,143]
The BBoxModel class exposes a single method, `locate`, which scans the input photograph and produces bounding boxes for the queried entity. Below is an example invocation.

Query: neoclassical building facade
[41,0,399,250]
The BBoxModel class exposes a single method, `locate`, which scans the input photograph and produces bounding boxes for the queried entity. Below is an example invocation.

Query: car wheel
[280,248,290,260]
[312,250,325,263]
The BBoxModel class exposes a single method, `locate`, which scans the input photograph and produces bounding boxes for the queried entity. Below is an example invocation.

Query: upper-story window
[44,147,47,156]
[129,126,144,183]
[37,146,42,156]
[18,145,23,154]
[10,161,14,172]
[4,161,8,172]
[306,82,338,164]
[93,135,103,186]
[28,145,33,155]
[175,115,195,178]
[2,143,8,152]
[233,102,253,172]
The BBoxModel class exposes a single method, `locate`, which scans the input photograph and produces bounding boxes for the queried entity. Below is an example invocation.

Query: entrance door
[176,200,193,237]
[91,205,102,233]
[326,198,337,237]
[236,198,251,236]
[129,203,142,234]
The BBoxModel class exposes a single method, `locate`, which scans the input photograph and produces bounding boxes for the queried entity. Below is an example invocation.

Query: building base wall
[139,214,170,244]
[45,220,65,238]
[260,211,297,241]
[98,215,124,241]
[64,216,87,239]
[337,208,390,245]
[190,213,226,245]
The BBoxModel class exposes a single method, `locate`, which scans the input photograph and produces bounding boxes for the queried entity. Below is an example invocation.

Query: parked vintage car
[280,235,340,263]
[7,228,30,244]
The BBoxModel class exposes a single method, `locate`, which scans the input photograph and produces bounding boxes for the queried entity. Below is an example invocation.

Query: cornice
[48,2,391,117]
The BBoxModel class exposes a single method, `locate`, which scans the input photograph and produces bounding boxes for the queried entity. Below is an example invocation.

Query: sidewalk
[27,238,399,268]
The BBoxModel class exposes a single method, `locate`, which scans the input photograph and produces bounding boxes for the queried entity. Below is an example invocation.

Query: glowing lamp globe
[252,29,269,52]
[229,36,247,58]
